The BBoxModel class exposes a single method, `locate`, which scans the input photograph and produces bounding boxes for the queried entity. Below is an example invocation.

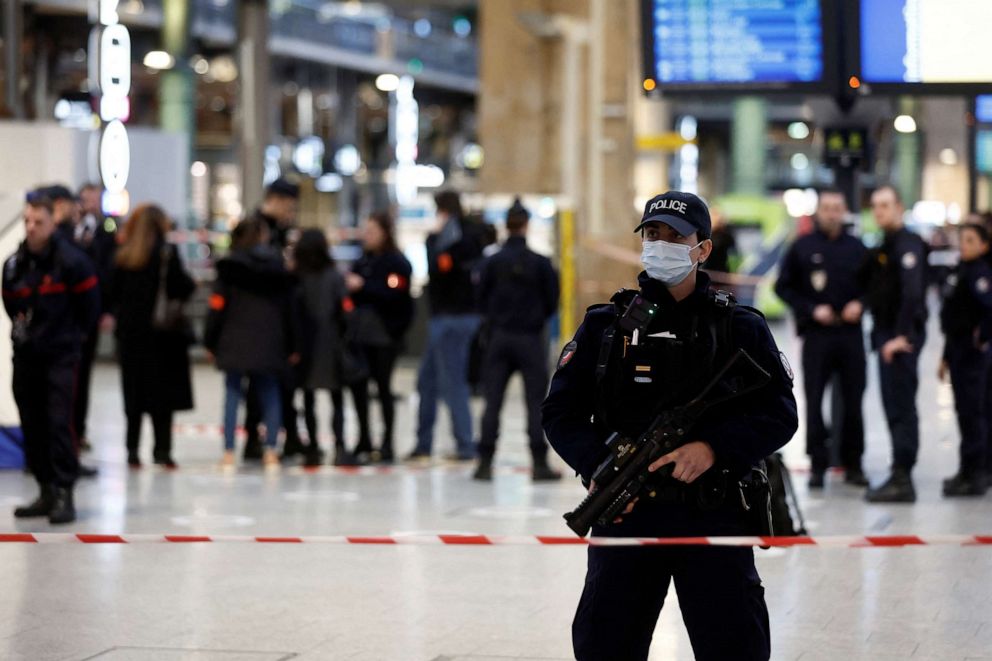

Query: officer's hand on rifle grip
[648,441,716,484]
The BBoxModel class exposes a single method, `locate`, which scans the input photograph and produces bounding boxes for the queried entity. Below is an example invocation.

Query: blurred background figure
[243,179,303,461]
[346,211,415,464]
[45,185,80,243]
[3,193,99,524]
[293,228,363,467]
[473,198,560,482]
[409,190,485,463]
[205,218,297,471]
[775,189,869,489]
[938,222,992,497]
[705,209,737,275]
[111,204,196,469]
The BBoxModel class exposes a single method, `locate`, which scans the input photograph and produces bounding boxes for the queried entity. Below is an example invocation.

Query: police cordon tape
[1,533,990,548]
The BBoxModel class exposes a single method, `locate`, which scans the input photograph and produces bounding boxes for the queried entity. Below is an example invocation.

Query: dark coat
[350,249,414,343]
[111,241,196,414]
[425,216,484,315]
[297,268,348,391]
[477,236,559,334]
[204,246,297,374]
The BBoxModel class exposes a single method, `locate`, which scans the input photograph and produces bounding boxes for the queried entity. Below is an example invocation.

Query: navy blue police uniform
[2,234,100,492]
[542,192,797,661]
[863,226,927,496]
[940,255,992,495]
[775,226,869,479]
[476,230,560,471]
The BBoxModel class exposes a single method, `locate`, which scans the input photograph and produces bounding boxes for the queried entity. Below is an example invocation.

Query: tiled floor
[1,314,991,661]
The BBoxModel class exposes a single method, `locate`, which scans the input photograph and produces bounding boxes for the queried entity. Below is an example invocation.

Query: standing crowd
[3,182,562,523]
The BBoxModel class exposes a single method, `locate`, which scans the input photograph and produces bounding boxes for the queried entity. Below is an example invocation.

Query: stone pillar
[894,97,921,206]
[161,0,192,225]
[237,0,270,214]
[3,0,24,118]
[731,97,767,195]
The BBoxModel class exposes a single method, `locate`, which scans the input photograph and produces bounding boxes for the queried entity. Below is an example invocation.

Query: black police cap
[634,191,711,240]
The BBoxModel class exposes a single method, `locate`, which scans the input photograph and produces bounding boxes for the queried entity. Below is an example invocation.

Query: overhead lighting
[894,115,917,134]
[315,173,344,193]
[209,55,238,83]
[787,122,810,140]
[938,148,958,165]
[790,153,810,170]
[190,161,207,178]
[375,74,400,92]
[334,145,362,176]
[143,50,175,70]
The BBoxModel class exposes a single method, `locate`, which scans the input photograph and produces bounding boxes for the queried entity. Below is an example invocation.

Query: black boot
[473,458,493,481]
[332,446,360,467]
[48,487,76,525]
[844,466,869,487]
[281,436,307,460]
[866,468,916,503]
[78,464,99,478]
[375,442,395,465]
[943,472,988,497]
[808,469,826,489]
[14,485,54,518]
[532,459,562,482]
[242,434,263,462]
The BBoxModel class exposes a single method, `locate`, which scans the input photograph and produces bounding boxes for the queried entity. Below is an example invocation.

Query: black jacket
[425,216,484,315]
[2,235,100,357]
[775,227,868,334]
[863,227,928,343]
[74,214,118,314]
[350,249,414,342]
[204,246,298,373]
[477,236,559,333]
[541,271,798,537]
[940,257,992,359]
[111,242,195,341]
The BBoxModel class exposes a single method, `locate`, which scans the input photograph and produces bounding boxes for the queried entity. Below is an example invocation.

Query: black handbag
[151,245,189,335]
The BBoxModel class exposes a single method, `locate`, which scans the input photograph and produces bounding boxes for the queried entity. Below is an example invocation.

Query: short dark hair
[506,198,530,233]
[265,178,300,200]
[434,190,463,220]
[872,184,903,205]
[818,187,845,199]
[960,222,991,244]
[79,182,102,196]
[230,218,266,251]
[25,189,54,214]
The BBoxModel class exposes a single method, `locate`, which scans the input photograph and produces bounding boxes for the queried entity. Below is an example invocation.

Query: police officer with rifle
[542,191,798,661]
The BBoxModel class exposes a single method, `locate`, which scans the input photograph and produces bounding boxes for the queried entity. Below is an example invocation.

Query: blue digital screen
[861,0,992,84]
[649,0,823,85]
[977,96,992,124]
[978,131,992,175]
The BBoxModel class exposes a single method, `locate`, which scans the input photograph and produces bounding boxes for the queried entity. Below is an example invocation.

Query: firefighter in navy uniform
[2,194,100,524]
[775,189,869,489]
[938,222,992,496]
[473,198,561,482]
[863,185,928,503]
[542,192,798,661]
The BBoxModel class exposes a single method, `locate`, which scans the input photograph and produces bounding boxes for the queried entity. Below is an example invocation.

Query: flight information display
[645,0,824,87]
[860,0,992,84]
[977,96,992,124]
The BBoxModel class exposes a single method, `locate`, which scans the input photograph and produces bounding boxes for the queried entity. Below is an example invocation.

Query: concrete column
[3,0,24,119]
[894,97,921,206]
[160,0,192,135]
[731,97,767,195]
[237,0,270,214]
[337,69,358,228]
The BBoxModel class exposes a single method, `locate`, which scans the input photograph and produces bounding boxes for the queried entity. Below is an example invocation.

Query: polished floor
[1,315,991,661]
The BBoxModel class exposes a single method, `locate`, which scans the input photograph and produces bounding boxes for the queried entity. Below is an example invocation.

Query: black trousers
[303,386,370,450]
[12,351,80,488]
[352,345,399,451]
[74,330,98,441]
[874,329,923,471]
[573,545,770,661]
[948,340,991,477]
[801,327,866,471]
[478,329,550,462]
[125,409,174,460]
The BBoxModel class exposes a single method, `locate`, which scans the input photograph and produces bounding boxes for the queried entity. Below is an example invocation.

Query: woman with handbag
[345,211,414,464]
[111,204,196,469]
[293,229,369,466]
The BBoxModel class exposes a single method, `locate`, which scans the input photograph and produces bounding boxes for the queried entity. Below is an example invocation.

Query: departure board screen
[860,0,992,85]
[644,0,825,89]
[976,96,992,123]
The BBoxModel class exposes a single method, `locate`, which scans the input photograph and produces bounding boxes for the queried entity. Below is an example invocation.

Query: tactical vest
[594,288,737,438]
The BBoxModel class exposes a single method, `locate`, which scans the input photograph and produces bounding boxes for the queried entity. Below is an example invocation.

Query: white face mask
[641,240,702,286]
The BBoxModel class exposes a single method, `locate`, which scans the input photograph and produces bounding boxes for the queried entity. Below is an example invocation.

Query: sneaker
[866,469,916,503]
[844,467,869,487]
[473,460,493,481]
[808,470,825,490]
[942,472,988,497]
[532,463,563,482]
[262,449,280,471]
[444,452,476,463]
[220,451,236,471]
[405,450,432,464]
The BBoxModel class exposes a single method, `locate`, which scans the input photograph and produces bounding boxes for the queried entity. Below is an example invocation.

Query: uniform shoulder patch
[557,341,578,370]
[779,352,795,383]
[901,251,918,269]
[978,277,991,294]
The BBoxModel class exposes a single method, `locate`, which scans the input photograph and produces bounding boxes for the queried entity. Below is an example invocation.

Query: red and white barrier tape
[0,533,989,548]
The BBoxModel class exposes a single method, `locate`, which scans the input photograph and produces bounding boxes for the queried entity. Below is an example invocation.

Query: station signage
[88,0,131,216]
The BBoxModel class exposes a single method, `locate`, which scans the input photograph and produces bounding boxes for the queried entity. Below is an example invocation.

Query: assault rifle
[564,349,772,538]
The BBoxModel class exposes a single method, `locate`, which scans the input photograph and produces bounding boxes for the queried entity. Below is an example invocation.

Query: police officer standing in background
[473,199,561,482]
[863,185,928,503]
[543,192,797,661]
[2,193,100,524]
[775,189,869,489]
[47,185,81,243]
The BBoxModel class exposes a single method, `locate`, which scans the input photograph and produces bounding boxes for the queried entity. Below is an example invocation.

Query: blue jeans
[415,314,480,456]
[224,371,282,451]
